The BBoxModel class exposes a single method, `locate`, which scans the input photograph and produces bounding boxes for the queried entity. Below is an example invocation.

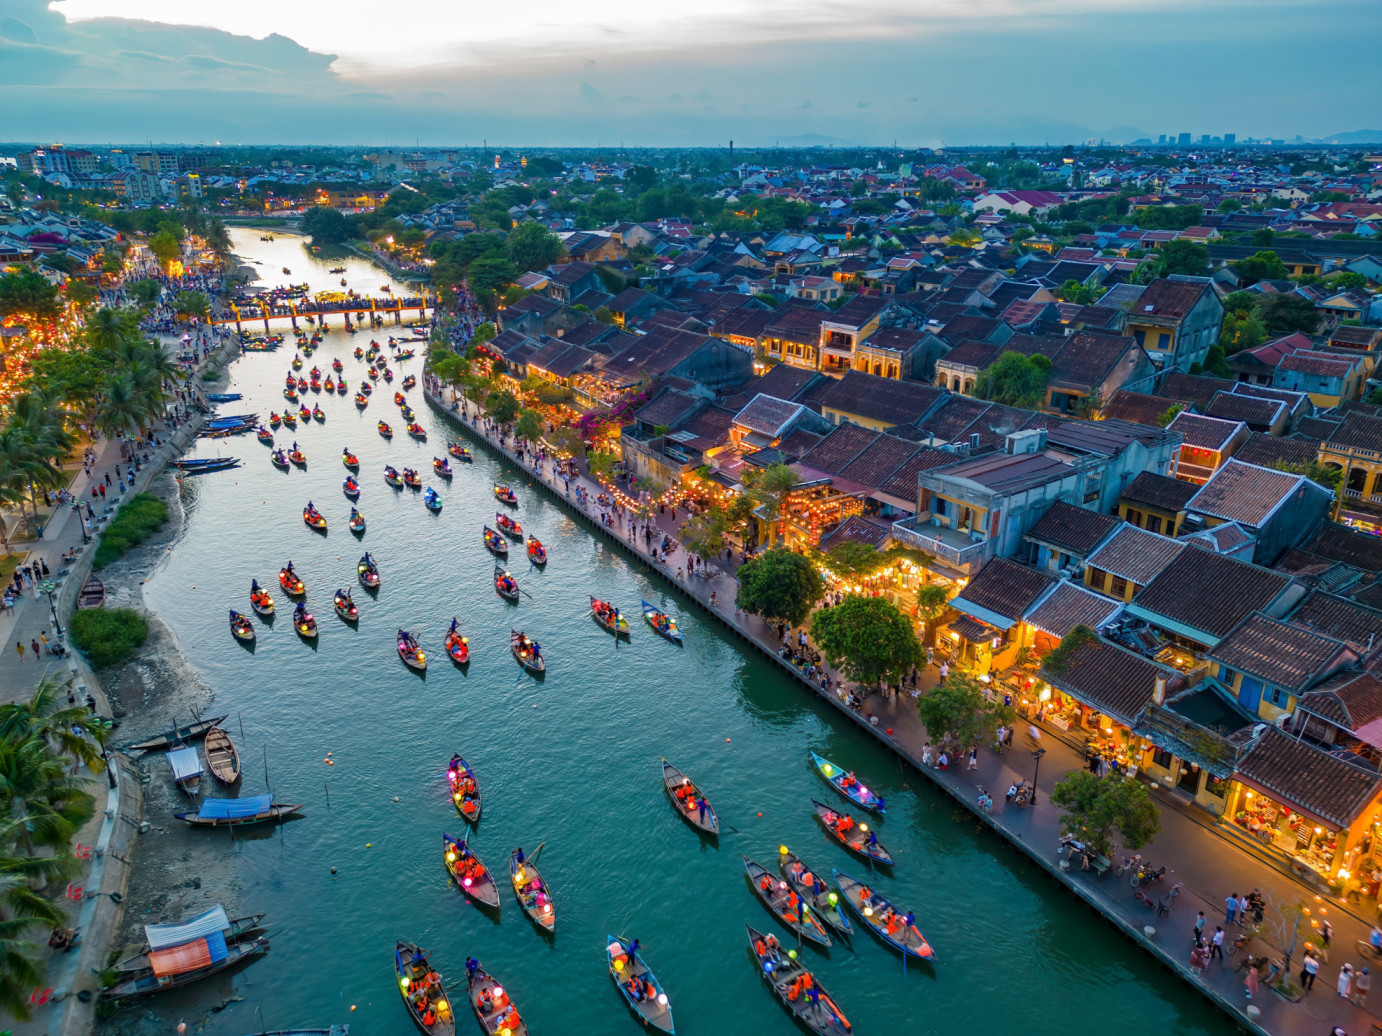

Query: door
[1237,676,1264,713]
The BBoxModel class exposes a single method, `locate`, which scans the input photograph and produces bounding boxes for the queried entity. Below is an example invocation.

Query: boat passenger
[901,910,915,928]
[626,938,640,958]
[514,848,525,865]
[465,957,480,976]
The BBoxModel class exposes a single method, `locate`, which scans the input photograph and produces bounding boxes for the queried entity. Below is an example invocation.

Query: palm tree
[0,676,109,771]
[0,816,78,1021]
[6,393,74,520]
[85,307,138,358]
[92,371,145,440]
[0,736,95,856]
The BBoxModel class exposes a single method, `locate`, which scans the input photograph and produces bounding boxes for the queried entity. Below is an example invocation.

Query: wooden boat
[444,619,469,665]
[780,852,852,937]
[256,426,274,445]
[349,507,366,534]
[313,405,326,424]
[811,800,892,867]
[394,391,408,407]
[113,909,265,971]
[590,596,630,637]
[402,374,417,389]
[744,855,832,947]
[358,553,380,588]
[269,412,282,428]
[810,751,886,815]
[607,935,674,1034]
[526,536,546,566]
[77,575,105,609]
[172,457,240,472]
[342,450,360,471]
[446,754,480,819]
[279,564,306,597]
[493,484,517,505]
[323,376,334,393]
[447,442,472,462]
[355,393,369,409]
[833,870,935,962]
[174,795,302,828]
[229,609,255,643]
[168,743,202,798]
[443,834,499,910]
[292,354,303,369]
[483,526,508,556]
[641,600,683,643]
[343,476,360,500]
[334,588,358,622]
[204,727,240,784]
[661,759,717,834]
[397,628,426,671]
[406,422,426,440]
[369,367,380,381]
[204,392,242,403]
[294,602,318,639]
[383,368,395,382]
[495,513,523,538]
[384,465,404,488]
[284,386,298,402]
[249,579,274,616]
[271,448,290,470]
[423,488,442,512]
[509,850,554,932]
[303,502,327,531]
[360,381,373,396]
[289,447,306,467]
[510,630,544,673]
[495,570,520,602]
[337,380,348,395]
[378,421,393,438]
[745,925,851,1036]
[101,936,271,1000]
[467,964,526,1036]
[126,716,227,753]
[395,942,459,1035]
[402,468,422,489]
[433,457,452,478]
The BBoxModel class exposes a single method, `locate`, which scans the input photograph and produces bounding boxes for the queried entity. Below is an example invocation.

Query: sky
[0,0,1377,147]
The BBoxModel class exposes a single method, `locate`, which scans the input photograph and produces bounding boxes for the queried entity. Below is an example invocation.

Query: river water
[130,230,1222,1035]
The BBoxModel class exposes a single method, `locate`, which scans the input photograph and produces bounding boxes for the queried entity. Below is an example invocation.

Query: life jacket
[755,939,767,956]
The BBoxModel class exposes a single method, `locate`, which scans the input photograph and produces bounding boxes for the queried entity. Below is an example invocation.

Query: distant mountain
[1322,129,1382,144]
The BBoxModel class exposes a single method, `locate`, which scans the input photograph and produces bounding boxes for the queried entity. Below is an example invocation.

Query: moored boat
[744,855,831,947]
[333,588,358,622]
[810,751,886,814]
[444,619,469,665]
[509,849,554,932]
[100,936,271,1000]
[834,870,935,961]
[397,628,426,671]
[125,716,227,753]
[229,609,255,643]
[395,942,458,1035]
[607,936,674,1034]
[510,629,543,672]
[641,600,683,643]
[293,601,318,639]
[745,925,851,1035]
[357,552,380,588]
[249,579,274,616]
[590,596,629,637]
[174,794,302,828]
[204,727,240,784]
[812,800,892,866]
[77,575,105,609]
[443,834,499,909]
[661,758,717,835]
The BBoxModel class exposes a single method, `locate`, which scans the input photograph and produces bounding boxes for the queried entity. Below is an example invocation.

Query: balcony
[891,516,993,569]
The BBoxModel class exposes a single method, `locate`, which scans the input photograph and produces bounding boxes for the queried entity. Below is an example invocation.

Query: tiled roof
[1130,546,1293,642]
[1233,432,1320,470]
[818,515,892,551]
[1086,524,1186,585]
[1237,727,1381,828]
[1167,411,1244,450]
[1102,390,1186,427]
[1204,391,1285,428]
[680,405,736,446]
[1181,522,1257,556]
[828,294,894,328]
[775,428,824,460]
[1187,459,1319,527]
[1289,592,1382,650]
[1041,635,1179,726]
[1024,581,1123,638]
[800,423,881,475]
[734,395,806,437]
[837,434,922,490]
[1297,672,1382,731]
[1047,333,1138,390]
[754,363,819,402]
[936,340,999,370]
[914,395,996,441]
[1132,278,1209,321]
[877,446,956,503]
[1025,501,1121,555]
[1120,471,1198,513]
[1160,372,1236,410]
[635,388,701,426]
[818,371,944,427]
[1279,352,1355,377]
[1303,521,1382,573]
[1209,612,1352,693]
[1296,416,1343,440]
[1326,413,1382,454]
[953,558,1056,625]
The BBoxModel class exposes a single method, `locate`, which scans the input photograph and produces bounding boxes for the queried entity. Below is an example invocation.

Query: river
[122,229,1222,1035]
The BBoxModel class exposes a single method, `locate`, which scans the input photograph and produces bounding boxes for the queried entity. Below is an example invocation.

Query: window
[1125,508,1143,527]
[1203,774,1229,800]
[1263,686,1293,710]
[1109,575,1129,598]
[1145,514,1162,534]
[1087,567,1109,591]
[1151,747,1174,769]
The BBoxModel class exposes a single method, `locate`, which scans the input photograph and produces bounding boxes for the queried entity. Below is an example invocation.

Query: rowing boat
[395,942,458,1035]
[303,502,327,531]
[447,442,472,462]
[745,925,851,1036]
[509,850,554,932]
[510,629,544,672]
[641,600,683,643]
[358,553,380,588]
[810,751,886,814]
[780,852,852,936]
[443,834,499,909]
[444,619,469,665]
[229,609,255,643]
[483,526,508,556]
[833,870,935,962]
[402,468,422,489]
[433,457,452,478]
[495,570,520,602]
[256,426,273,445]
[384,465,403,488]
[77,575,105,609]
[342,450,360,470]
[590,596,630,637]
[397,629,426,671]
[349,507,366,534]
[378,421,392,438]
[293,602,318,639]
[174,795,302,829]
[423,487,442,512]
[279,564,306,597]
[204,727,240,784]
[334,588,358,622]
[661,759,717,835]
[493,484,517,505]
[467,964,526,1036]
[811,800,892,866]
[526,536,546,565]
[495,512,523,538]
[446,754,480,819]
[249,579,274,616]
[271,449,290,470]
[355,393,369,408]
[607,936,675,1034]
[125,716,227,753]
[743,855,832,947]
[289,447,306,467]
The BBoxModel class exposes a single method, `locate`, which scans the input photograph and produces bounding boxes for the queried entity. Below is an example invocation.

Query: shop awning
[948,615,997,643]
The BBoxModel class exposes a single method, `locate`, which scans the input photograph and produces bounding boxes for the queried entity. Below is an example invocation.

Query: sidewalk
[428,379,1378,1036]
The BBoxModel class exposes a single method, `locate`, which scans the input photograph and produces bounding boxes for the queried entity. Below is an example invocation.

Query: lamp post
[1030,747,1047,804]
[39,579,62,637]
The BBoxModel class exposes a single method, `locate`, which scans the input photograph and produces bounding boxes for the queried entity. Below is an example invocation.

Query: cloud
[857,100,870,108]
[799,100,814,109]
[579,81,604,103]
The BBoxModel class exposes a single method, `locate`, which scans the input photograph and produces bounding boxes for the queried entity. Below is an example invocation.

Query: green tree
[1056,279,1099,305]
[744,463,801,536]
[148,229,181,268]
[1270,459,1342,491]
[0,735,95,856]
[973,352,1052,408]
[1251,228,1275,247]
[469,255,517,298]
[1233,250,1288,286]
[594,306,615,325]
[65,280,96,309]
[810,595,923,688]
[916,674,1015,747]
[301,206,351,245]
[0,270,60,320]
[1260,294,1320,336]
[679,508,730,560]
[1155,239,1208,277]
[821,541,887,581]
[1156,403,1186,427]
[506,221,565,273]
[515,408,544,442]
[486,389,521,426]
[1219,307,1266,354]
[173,290,209,318]
[1050,770,1161,856]
[125,278,161,310]
[735,547,822,626]
[0,676,109,771]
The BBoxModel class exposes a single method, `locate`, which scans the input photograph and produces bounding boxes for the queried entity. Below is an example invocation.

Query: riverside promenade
[426,377,1379,1036]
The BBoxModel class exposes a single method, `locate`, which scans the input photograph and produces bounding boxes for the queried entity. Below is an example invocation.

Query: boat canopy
[197,794,272,820]
[149,931,228,977]
[145,905,229,949]
[168,746,203,783]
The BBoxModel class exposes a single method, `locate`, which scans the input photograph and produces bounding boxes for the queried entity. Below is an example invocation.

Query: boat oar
[529,841,546,865]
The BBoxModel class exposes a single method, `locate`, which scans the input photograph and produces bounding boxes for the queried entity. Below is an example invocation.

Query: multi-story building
[1123,277,1223,369]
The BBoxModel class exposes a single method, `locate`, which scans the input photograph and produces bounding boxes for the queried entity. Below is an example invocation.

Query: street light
[1030,747,1046,804]
[39,579,63,637]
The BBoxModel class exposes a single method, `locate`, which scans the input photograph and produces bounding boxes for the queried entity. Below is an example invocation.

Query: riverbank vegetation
[93,493,169,569]
[70,606,150,667]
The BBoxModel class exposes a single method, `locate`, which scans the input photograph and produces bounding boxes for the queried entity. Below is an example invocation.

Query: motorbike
[1130,863,1167,887]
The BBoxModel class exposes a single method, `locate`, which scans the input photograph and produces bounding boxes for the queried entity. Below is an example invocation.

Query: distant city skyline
[1,0,1378,147]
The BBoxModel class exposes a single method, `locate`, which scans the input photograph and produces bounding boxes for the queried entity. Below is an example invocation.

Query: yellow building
[1320,411,1382,533]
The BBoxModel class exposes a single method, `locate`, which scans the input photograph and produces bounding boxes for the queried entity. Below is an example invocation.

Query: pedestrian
[967,747,978,770]
[1194,911,1207,945]
[15,642,23,662]
[1356,966,1370,1006]
[29,638,39,660]
[921,743,932,767]
[1301,950,1319,990]
[939,662,949,686]
[709,591,717,608]
[1190,945,1209,974]
[1338,962,1353,999]
[1243,962,1258,999]
[1210,927,1225,961]
[1238,893,1250,925]
[1321,917,1333,946]
[1225,892,1238,924]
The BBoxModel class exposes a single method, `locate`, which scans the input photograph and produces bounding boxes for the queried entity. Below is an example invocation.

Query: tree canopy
[301,206,351,245]
[916,674,1015,747]
[810,595,923,687]
[1051,770,1161,856]
[972,351,1051,409]
[735,547,821,626]
[0,270,60,320]
[1232,250,1288,286]
[506,221,565,273]
[1156,239,1209,277]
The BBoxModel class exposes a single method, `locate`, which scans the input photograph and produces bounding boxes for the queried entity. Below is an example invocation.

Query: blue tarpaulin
[204,930,228,963]
[197,794,272,820]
